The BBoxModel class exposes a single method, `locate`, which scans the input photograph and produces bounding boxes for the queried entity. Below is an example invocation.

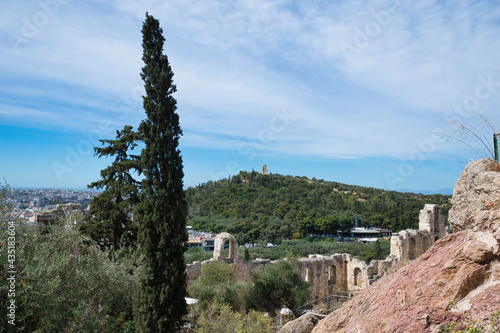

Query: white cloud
[0,0,499,162]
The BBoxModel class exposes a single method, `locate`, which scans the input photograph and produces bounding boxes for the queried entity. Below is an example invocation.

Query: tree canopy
[188,261,246,312]
[83,125,141,251]
[245,258,311,318]
[133,12,188,333]
[186,171,451,243]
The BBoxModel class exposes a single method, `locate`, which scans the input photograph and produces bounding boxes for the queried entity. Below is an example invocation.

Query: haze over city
[1,0,499,193]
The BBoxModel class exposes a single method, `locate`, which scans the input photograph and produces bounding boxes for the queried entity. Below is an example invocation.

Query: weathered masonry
[390,204,446,261]
[186,204,446,301]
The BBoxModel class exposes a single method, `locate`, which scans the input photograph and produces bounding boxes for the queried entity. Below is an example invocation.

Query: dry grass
[489,159,500,172]
[438,112,498,161]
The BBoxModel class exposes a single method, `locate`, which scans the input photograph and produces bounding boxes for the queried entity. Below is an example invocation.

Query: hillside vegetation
[185,171,451,244]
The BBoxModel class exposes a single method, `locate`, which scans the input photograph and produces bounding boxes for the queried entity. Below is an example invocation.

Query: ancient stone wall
[390,204,445,262]
[296,254,348,300]
[186,204,445,301]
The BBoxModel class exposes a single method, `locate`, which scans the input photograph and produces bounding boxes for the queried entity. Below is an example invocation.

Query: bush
[185,301,271,333]
[245,258,311,318]
[188,261,246,312]
[0,221,138,332]
[185,248,212,264]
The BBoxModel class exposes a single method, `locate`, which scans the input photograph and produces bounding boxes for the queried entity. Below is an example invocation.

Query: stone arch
[328,265,337,285]
[305,267,313,282]
[408,237,416,260]
[353,267,361,287]
[422,235,430,253]
[213,233,238,262]
[435,235,439,242]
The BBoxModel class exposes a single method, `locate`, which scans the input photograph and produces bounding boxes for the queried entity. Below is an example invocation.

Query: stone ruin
[186,204,446,302]
[213,232,239,262]
[390,204,446,261]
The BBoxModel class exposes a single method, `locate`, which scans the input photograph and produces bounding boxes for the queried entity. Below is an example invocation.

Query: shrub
[0,221,138,332]
[188,261,246,312]
[245,258,311,318]
[186,301,271,333]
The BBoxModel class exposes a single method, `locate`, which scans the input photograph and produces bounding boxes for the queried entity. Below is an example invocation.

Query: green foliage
[0,221,138,332]
[133,13,188,332]
[245,258,311,318]
[83,125,141,251]
[185,301,271,333]
[185,248,212,264]
[188,261,246,312]
[239,238,390,263]
[186,172,451,243]
[244,248,250,261]
[0,181,13,221]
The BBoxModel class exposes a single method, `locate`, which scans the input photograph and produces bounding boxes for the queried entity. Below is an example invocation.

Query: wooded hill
[185,171,451,244]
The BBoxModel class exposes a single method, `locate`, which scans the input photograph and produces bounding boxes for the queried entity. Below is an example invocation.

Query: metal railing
[271,290,359,332]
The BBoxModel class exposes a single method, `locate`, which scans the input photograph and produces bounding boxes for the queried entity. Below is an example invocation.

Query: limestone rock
[449,158,500,232]
[279,313,325,333]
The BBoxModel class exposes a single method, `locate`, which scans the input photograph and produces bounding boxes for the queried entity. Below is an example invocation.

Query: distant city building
[186,226,216,252]
[8,188,100,223]
[311,218,392,243]
[348,226,392,242]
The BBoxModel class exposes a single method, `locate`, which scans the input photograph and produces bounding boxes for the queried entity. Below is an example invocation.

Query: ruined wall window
[408,237,416,260]
[305,267,313,282]
[353,267,361,286]
[329,265,337,285]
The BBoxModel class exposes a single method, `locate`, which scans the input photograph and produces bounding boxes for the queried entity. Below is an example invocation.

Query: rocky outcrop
[311,231,500,333]
[279,313,326,333]
[311,159,500,333]
[449,158,500,232]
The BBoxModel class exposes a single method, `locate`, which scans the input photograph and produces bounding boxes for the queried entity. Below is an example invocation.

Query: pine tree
[84,125,141,251]
[133,13,188,332]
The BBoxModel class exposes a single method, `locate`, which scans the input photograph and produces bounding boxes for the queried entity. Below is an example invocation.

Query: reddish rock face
[312,230,500,333]
[312,159,500,333]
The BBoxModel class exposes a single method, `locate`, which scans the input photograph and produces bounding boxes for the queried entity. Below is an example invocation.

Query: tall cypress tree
[134,13,188,332]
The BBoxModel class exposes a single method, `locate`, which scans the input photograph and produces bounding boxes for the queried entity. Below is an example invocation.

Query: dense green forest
[185,171,451,244]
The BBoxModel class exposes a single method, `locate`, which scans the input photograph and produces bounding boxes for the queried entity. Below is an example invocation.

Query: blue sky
[1,0,499,193]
